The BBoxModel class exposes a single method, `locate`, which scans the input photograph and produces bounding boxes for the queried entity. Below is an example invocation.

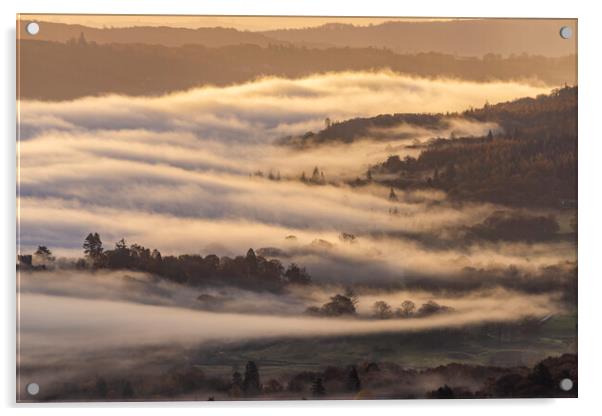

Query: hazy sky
[20,14,455,31]
[18,15,577,60]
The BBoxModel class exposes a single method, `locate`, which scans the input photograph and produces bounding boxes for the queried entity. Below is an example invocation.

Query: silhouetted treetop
[243,361,261,394]
[77,236,311,292]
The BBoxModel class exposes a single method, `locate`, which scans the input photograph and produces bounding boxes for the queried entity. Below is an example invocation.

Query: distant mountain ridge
[19,19,576,57]
[18,20,288,48]
[18,39,575,101]
[264,19,576,57]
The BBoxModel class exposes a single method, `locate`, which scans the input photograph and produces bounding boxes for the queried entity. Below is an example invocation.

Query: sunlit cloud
[17,71,570,291]
[20,270,559,353]
[19,71,548,142]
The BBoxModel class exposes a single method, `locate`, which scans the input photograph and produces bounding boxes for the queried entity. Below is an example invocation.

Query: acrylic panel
[16,15,577,402]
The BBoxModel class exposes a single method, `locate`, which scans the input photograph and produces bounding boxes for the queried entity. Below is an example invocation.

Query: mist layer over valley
[19,72,550,252]
[17,64,577,400]
[18,269,573,400]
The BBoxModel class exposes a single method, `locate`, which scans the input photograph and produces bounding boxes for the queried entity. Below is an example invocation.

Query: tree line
[19,233,312,291]
[46,353,576,400]
[305,291,453,319]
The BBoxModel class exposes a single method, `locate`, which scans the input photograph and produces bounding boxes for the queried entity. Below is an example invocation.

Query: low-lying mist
[17,71,575,383]
[18,71,556,262]
[17,267,575,401]
[19,269,561,359]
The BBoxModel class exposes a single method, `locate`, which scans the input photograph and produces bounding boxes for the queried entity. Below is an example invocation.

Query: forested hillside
[283,114,448,146]
[291,86,577,207]
[368,87,577,207]
[19,39,575,100]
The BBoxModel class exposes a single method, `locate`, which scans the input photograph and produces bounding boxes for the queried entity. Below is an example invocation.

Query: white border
[2,1,601,414]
